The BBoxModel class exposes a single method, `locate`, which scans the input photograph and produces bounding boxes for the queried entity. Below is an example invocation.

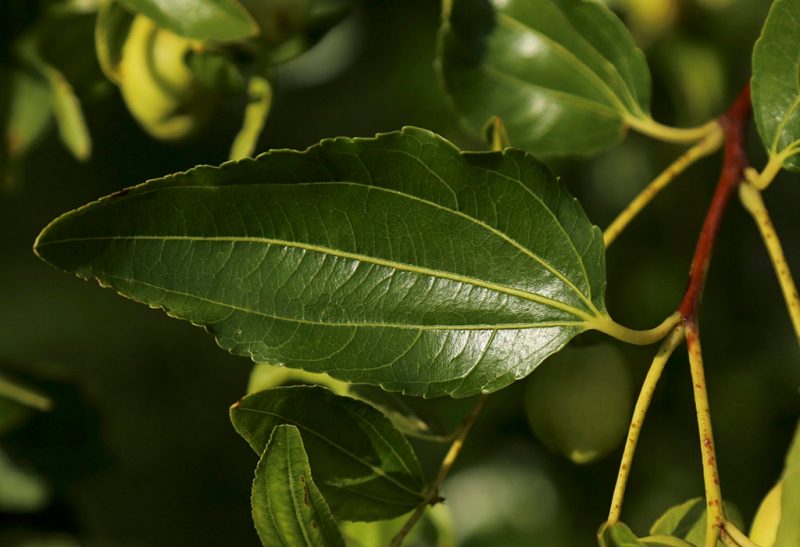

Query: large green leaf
[438,0,652,156]
[752,0,800,172]
[34,127,609,397]
[252,424,346,547]
[117,0,258,42]
[231,386,426,521]
[776,422,800,545]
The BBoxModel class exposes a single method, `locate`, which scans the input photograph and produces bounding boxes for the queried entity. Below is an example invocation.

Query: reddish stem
[679,85,751,322]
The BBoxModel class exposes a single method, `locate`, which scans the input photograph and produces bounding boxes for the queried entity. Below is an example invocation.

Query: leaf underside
[34,127,607,398]
[752,0,800,171]
[438,0,651,156]
[252,425,345,547]
[231,386,425,521]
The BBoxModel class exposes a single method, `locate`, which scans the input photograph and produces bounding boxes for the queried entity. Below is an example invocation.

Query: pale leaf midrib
[238,406,425,499]
[353,146,598,309]
[462,154,598,304]
[40,234,596,321]
[107,273,587,331]
[58,177,598,311]
[284,433,315,547]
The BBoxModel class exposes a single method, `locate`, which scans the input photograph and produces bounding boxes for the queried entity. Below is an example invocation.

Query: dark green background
[1,0,798,545]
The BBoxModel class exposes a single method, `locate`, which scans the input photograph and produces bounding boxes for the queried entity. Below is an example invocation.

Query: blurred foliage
[0,0,798,545]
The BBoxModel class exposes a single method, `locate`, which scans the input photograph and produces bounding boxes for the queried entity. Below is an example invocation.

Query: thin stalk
[722,521,760,547]
[751,148,794,190]
[390,395,489,547]
[0,373,52,411]
[685,325,724,547]
[626,116,721,145]
[607,324,685,524]
[604,125,724,247]
[488,116,511,151]
[739,181,800,346]
[591,312,681,346]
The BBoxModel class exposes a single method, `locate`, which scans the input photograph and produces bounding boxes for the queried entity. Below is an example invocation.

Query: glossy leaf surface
[117,0,258,42]
[252,425,345,547]
[752,0,800,171]
[231,386,425,521]
[35,127,608,397]
[438,0,652,156]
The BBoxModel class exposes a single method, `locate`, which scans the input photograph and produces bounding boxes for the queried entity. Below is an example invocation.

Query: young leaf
[438,0,652,156]
[752,0,800,172]
[231,386,426,521]
[775,421,800,545]
[648,497,743,547]
[252,424,346,547]
[34,127,611,397]
[94,0,134,84]
[598,521,645,547]
[117,0,259,42]
[640,537,694,547]
[16,34,91,162]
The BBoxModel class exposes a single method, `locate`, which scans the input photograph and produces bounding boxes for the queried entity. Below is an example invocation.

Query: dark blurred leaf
[438,0,652,156]
[252,425,345,547]
[0,447,49,513]
[117,0,259,42]
[16,34,91,161]
[0,531,82,547]
[231,386,426,521]
[751,0,800,172]
[2,367,109,488]
[341,504,454,547]
[0,399,30,437]
[186,49,246,95]
[34,127,608,397]
[2,67,53,189]
[95,0,135,84]
[241,0,311,44]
